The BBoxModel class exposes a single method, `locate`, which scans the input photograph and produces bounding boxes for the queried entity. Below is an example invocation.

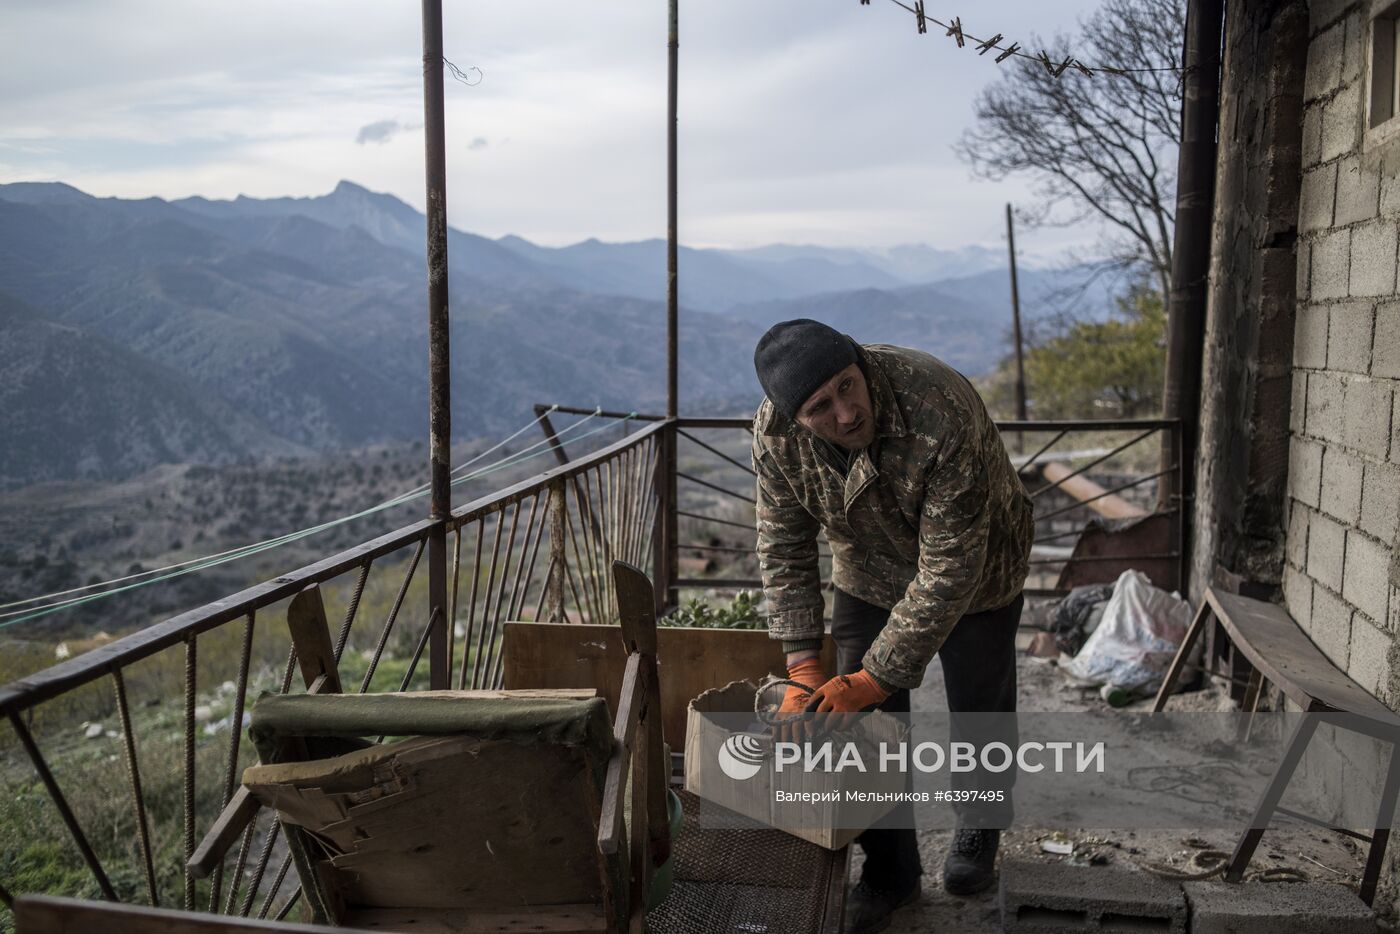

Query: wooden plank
[287,585,341,695]
[502,623,837,747]
[1207,589,1400,722]
[13,895,359,933]
[1040,462,1148,519]
[341,904,607,933]
[187,787,259,879]
[598,655,642,855]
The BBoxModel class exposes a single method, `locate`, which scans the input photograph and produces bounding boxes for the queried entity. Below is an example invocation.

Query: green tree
[986,287,1165,419]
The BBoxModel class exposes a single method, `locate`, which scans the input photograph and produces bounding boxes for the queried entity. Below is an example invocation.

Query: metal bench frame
[1154,587,1400,905]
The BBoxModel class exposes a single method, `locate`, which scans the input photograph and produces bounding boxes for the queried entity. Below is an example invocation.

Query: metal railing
[650,415,1185,601]
[0,411,1181,924]
[0,417,665,922]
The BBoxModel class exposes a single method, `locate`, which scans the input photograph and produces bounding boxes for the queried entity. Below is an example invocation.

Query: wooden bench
[1153,587,1400,905]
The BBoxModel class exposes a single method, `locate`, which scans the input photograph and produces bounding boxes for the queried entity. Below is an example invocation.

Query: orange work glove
[780,656,826,714]
[773,655,826,744]
[804,669,891,715]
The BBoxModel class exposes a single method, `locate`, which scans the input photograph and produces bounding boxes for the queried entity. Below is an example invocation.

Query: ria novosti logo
[717,733,767,781]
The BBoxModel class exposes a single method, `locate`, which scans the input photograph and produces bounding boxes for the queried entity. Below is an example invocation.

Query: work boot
[941,828,1000,896]
[845,878,919,934]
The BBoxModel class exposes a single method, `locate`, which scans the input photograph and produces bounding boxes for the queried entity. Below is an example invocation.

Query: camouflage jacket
[751,343,1034,690]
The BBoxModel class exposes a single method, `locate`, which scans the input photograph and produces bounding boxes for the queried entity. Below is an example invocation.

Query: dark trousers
[831,587,1023,890]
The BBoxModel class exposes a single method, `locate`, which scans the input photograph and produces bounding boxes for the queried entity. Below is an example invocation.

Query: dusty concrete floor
[854,634,1389,933]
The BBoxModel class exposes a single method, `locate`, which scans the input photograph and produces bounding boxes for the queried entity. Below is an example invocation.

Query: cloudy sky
[2,0,1107,255]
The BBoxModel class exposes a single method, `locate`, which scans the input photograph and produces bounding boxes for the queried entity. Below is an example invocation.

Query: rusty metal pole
[658,0,680,613]
[1005,203,1028,452]
[421,0,451,689]
[1158,0,1223,591]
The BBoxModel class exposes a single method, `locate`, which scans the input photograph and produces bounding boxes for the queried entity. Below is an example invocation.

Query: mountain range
[0,180,1117,488]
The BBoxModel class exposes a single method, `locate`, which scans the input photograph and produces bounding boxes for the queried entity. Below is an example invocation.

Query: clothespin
[1053,55,1074,77]
[1072,59,1095,77]
[1037,50,1056,75]
[1099,65,1128,77]
[914,0,927,34]
[945,16,964,47]
[976,33,1003,55]
[994,41,1020,63]
[860,0,870,5]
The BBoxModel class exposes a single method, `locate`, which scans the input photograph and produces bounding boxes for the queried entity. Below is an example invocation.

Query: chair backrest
[243,689,620,927]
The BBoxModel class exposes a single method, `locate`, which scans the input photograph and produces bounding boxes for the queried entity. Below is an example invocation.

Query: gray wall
[1286,0,1400,704]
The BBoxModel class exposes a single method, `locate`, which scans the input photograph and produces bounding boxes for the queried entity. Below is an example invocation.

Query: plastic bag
[1062,569,1192,693]
[1051,583,1114,656]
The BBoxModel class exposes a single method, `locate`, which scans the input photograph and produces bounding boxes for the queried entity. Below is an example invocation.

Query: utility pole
[1005,204,1028,449]
[420,0,451,689]
[655,0,680,614]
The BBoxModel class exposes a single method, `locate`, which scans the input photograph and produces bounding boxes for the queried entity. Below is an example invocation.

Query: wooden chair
[191,560,669,933]
[1154,587,1400,905]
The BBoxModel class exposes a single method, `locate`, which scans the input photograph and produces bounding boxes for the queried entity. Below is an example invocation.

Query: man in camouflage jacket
[751,319,1033,926]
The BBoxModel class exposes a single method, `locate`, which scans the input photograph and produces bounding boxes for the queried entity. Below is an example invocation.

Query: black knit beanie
[753,319,858,419]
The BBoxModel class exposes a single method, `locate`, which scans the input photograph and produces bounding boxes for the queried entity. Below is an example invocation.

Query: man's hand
[773,654,825,744]
[804,669,890,718]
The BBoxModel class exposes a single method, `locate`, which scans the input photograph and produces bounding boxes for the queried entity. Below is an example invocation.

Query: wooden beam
[13,895,356,933]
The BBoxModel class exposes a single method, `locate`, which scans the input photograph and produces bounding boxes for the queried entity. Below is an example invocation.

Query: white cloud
[0,0,1109,256]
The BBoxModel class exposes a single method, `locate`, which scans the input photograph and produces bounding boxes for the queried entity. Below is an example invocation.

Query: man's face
[794,363,875,450]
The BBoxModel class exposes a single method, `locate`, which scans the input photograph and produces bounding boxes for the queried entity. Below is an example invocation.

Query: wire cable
[0,407,567,613]
[0,410,632,628]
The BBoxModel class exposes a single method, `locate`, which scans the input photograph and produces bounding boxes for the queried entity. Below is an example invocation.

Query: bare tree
[955,0,1186,297]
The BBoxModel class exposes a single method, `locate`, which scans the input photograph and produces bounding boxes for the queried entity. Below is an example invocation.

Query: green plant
[662,591,765,629]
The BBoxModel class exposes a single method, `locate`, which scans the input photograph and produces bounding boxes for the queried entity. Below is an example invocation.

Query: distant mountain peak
[0,181,96,205]
[332,179,371,196]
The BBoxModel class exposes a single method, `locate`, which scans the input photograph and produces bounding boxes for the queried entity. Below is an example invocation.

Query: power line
[0,408,565,613]
[0,409,632,628]
[868,1,1187,77]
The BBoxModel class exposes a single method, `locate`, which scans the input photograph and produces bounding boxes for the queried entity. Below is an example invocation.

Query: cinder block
[1305,372,1347,444]
[1311,0,1361,31]
[1348,613,1392,696]
[999,860,1185,934]
[1310,229,1351,300]
[1183,880,1372,934]
[1319,448,1364,523]
[1295,304,1330,369]
[1343,529,1391,625]
[1284,563,1314,629]
[1326,300,1374,373]
[1292,370,1309,433]
[1311,582,1355,668]
[1321,83,1362,163]
[1304,105,1325,168]
[1298,240,1312,301]
[1304,21,1344,101]
[1343,377,1395,458]
[1360,461,1400,542]
[1373,301,1400,377]
[1289,436,1324,507]
[1334,155,1378,226]
[1393,392,1400,463]
[1300,163,1338,232]
[1381,150,1400,215]
[1347,220,1397,296]
[1308,510,1347,589]
[1287,501,1311,569]
[1341,11,1363,85]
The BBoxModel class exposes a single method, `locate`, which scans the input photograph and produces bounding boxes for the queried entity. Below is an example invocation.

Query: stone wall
[1287,0,1400,707]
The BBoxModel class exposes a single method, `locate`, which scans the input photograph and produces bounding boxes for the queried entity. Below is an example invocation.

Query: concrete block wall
[1289,0,1400,706]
